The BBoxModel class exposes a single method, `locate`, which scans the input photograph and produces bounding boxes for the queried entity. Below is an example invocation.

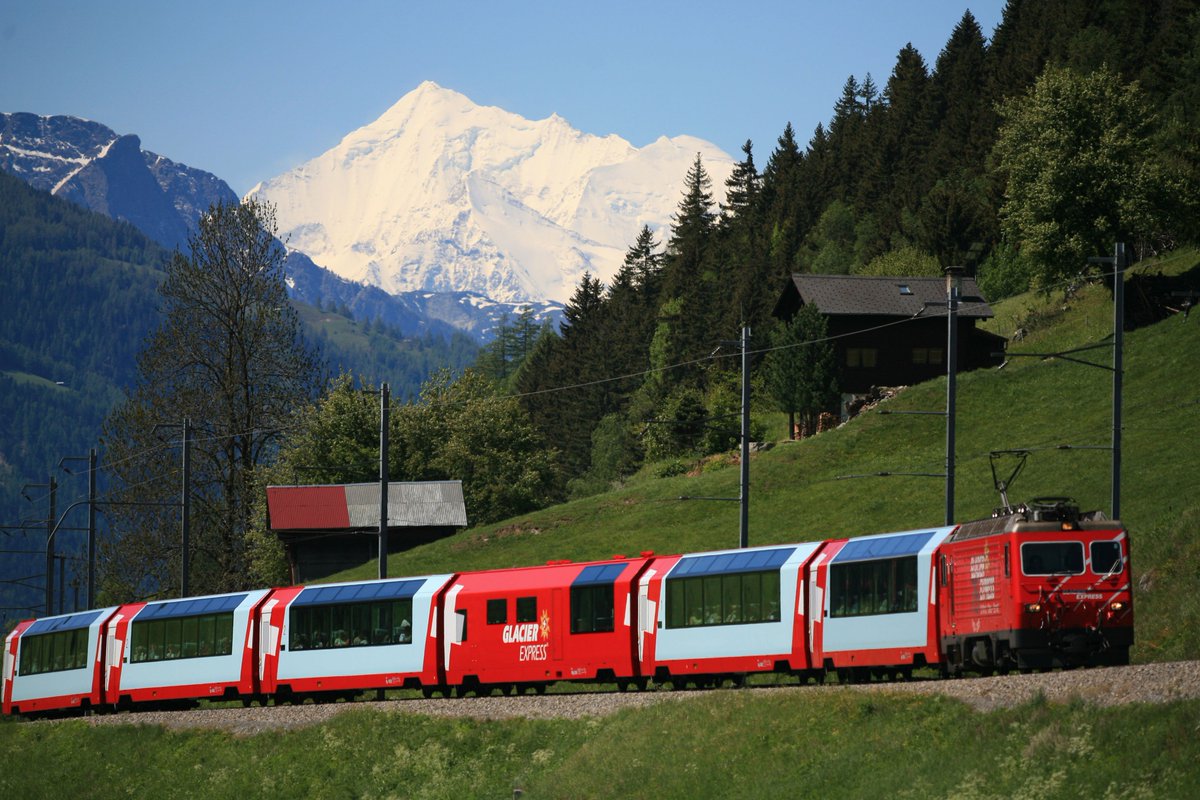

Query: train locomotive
[2,498,1132,717]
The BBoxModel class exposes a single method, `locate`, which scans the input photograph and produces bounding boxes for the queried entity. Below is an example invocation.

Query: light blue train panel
[820,526,955,654]
[8,608,116,705]
[655,542,822,662]
[277,575,452,680]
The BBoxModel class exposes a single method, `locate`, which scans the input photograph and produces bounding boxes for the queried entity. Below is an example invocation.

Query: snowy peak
[0,112,237,250]
[248,82,734,304]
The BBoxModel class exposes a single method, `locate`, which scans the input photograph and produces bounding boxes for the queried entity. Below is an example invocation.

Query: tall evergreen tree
[927,11,995,178]
[661,155,720,379]
[719,140,770,330]
[875,44,935,245]
[762,306,839,439]
[760,123,807,280]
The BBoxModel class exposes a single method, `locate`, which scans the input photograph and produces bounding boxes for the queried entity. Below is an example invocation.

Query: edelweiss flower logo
[540,609,551,640]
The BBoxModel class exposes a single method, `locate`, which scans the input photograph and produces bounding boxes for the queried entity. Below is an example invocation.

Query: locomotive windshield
[1020,542,1084,576]
[1091,541,1123,575]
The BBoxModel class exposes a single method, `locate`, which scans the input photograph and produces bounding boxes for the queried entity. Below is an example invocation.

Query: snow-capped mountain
[0,111,556,340]
[247,81,735,305]
[0,112,237,251]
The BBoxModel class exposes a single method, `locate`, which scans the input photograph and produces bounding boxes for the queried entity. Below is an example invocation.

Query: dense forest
[510,0,1200,496]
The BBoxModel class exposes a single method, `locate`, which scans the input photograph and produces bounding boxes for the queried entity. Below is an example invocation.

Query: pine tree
[760,123,807,281]
[762,306,839,439]
[875,44,935,245]
[719,141,770,329]
[660,155,720,380]
[927,11,994,179]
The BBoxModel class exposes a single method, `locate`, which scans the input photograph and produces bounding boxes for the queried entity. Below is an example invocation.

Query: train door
[637,569,656,665]
[550,588,563,663]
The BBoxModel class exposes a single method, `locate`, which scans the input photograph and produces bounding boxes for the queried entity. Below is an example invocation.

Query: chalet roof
[266,481,467,532]
[782,274,994,319]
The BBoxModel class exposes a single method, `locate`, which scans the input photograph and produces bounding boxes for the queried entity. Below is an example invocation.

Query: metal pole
[45,476,57,616]
[945,268,962,527]
[86,448,96,610]
[1112,243,1125,520]
[379,382,390,580]
[57,554,65,614]
[181,417,191,598]
[739,326,750,549]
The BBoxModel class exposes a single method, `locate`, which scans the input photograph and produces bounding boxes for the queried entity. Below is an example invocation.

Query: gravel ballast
[39,660,1200,737]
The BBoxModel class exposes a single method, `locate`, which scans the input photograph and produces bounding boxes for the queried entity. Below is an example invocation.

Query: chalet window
[516,596,537,623]
[898,284,913,295]
[846,348,878,368]
[912,347,944,365]
[486,599,507,625]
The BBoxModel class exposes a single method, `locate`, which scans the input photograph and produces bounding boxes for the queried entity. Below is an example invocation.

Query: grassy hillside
[332,248,1200,662]
[2,693,1197,798]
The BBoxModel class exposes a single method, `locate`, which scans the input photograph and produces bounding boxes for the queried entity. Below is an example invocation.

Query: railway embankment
[44,660,1200,736]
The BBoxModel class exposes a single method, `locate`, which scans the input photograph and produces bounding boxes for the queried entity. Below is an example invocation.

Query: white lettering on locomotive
[502,623,540,644]
[969,552,996,602]
[519,643,549,661]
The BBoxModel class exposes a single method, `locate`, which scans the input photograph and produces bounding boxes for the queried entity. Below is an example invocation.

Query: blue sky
[2,1,1007,196]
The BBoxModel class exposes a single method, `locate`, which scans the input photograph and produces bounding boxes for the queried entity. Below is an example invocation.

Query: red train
[2,498,1133,716]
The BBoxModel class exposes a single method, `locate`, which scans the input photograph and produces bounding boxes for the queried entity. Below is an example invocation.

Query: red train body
[937,504,1132,673]
[1,501,1134,717]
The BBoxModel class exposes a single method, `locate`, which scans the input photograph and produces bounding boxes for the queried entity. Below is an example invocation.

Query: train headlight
[1025,603,1043,613]
[1110,602,1125,612]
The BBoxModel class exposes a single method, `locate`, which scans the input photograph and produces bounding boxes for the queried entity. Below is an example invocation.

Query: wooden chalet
[266,481,467,583]
[773,273,1007,401]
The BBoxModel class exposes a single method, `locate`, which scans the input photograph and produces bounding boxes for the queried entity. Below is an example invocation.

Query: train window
[18,628,90,676]
[666,580,686,629]
[516,596,537,624]
[1091,541,1123,575]
[741,573,762,621]
[289,599,414,652]
[664,570,783,629]
[762,571,782,621]
[570,584,614,634]
[131,612,235,663]
[487,599,507,625]
[829,556,918,618]
[1021,542,1084,576]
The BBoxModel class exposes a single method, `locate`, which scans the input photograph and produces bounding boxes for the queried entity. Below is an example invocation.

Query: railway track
[39,660,1200,736]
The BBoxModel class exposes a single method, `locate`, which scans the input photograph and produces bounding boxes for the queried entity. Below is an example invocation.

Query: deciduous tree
[101,199,321,600]
[993,65,1167,287]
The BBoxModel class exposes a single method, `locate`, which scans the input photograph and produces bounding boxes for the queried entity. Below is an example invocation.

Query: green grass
[2,693,1197,799]
[328,248,1200,661]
